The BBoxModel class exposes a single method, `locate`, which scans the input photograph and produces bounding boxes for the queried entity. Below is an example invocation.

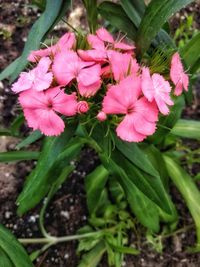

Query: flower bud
[77,101,89,114]
[97,111,107,121]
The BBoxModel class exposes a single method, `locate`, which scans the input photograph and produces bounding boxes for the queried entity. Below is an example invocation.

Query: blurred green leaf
[16,123,78,215]
[181,32,200,70]
[85,165,109,214]
[150,96,185,144]
[78,241,106,267]
[136,0,195,55]
[120,0,144,27]
[0,58,20,82]
[0,249,14,267]
[171,119,200,139]
[102,152,160,232]
[83,0,98,33]
[108,243,139,255]
[115,137,159,177]
[164,156,200,246]
[0,128,12,136]
[0,151,39,162]
[16,130,43,149]
[98,1,137,40]
[10,114,24,136]
[0,225,34,267]
[10,0,70,81]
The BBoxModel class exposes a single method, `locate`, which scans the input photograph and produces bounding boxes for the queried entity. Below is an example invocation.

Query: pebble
[60,211,70,220]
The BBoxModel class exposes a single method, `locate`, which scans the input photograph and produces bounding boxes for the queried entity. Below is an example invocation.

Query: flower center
[127,104,134,114]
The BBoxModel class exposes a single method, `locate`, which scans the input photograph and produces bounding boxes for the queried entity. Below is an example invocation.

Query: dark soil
[0,1,200,267]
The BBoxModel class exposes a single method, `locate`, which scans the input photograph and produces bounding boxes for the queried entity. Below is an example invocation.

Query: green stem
[19,227,116,245]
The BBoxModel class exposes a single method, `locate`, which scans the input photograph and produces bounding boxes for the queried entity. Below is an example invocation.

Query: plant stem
[19,227,116,245]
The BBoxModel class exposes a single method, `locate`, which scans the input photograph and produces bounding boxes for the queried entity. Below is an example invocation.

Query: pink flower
[142,67,173,115]
[102,75,158,142]
[96,28,135,51]
[12,57,52,93]
[170,52,189,96]
[52,50,102,97]
[19,87,77,136]
[28,32,76,62]
[78,28,135,63]
[97,111,107,121]
[77,101,89,113]
[108,51,139,81]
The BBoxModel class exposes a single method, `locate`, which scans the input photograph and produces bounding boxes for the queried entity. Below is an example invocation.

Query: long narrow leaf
[181,32,200,70]
[136,0,195,55]
[16,124,77,214]
[164,156,200,246]
[171,119,200,139]
[10,0,66,81]
[98,1,137,40]
[85,165,109,214]
[0,151,39,162]
[0,225,34,267]
[16,130,43,149]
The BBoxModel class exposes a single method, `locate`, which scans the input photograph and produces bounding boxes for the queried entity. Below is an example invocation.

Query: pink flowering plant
[0,0,200,266]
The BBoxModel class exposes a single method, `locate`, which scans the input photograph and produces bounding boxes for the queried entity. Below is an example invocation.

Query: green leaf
[16,130,43,149]
[10,114,24,136]
[164,156,200,246]
[109,178,125,205]
[0,151,39,162]
[136,0,195,55]
[0,224,34,267]
[111,151,174,218]
[101,152,160,232]
[83,0,98,33]
[10,0,68,81]
[108,243,139,255]
[98,1,137,40]
[114,136,159,178]
[0,58,20,81]
[85,165,109,214]
[150,96,185,144]
[0,249,14,267]
[78,241,106,267]
[17,139,82,215]
[0,128,12,136]
[181,32,200,69]
[16,124,78,215]
[120,0,144,27]
[171,119,200,139]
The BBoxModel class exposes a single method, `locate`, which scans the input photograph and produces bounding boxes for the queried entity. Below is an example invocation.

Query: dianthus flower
[12,57,52,93]
[52,50,101,97]
[19,87,77,136]
[142,67,173,115]
[170,52,189,96]
[102,75,158,142]
[28,32,76,62]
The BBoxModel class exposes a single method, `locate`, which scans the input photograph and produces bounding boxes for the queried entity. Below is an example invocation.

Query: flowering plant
[0,0,200,266]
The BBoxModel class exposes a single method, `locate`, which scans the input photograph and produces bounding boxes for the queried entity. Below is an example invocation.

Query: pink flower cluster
[12,28,189,142]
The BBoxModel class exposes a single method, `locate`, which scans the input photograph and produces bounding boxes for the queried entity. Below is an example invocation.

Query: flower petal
[78,80,102,97]
[116,115,146,142]
[52,50,79,85]
[134,97,158,122]
[141,67,154,102]
[78,64,101,86]
[96,28,114,43]
[103,75,141,114]
[132,113,157,136]
[37,109,65,136]
[19,89,48,109]
[87,34,105,50]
